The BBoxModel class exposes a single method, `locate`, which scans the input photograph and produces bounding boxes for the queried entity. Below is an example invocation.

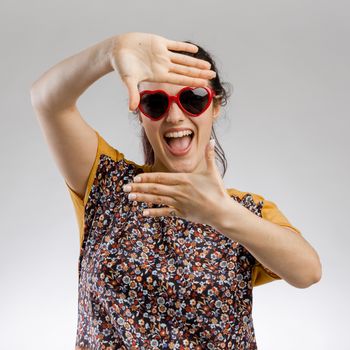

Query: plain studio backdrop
[1,0,348,349]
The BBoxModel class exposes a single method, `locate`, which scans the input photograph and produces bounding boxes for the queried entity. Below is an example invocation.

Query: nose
[165,99,185,123]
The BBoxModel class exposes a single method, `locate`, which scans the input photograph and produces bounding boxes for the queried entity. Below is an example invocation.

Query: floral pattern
[73,153,269,350]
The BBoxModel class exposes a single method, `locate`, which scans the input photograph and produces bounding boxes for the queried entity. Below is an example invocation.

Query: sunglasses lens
[140,92,168,119]
[179,88,209,115]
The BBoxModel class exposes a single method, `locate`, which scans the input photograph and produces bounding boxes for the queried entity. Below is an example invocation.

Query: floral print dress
[65,130,301,350]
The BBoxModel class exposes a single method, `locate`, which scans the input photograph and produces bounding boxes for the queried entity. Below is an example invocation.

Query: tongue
[167,136,191,152]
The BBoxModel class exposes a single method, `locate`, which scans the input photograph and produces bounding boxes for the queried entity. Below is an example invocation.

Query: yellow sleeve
[64,129,124,247]
[250,193,302,287]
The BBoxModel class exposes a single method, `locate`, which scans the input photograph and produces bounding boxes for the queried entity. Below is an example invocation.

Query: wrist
[210,197,247,239]
[104,35,121,72]
[94,36,116,75]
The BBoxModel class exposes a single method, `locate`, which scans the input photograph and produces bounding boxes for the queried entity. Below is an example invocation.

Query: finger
[169,63,216,80]
[124,182,178,198]
[166,40,199,54]
[128,192,177,207]
[169,52,211,70]
[132,172,186,185]
[142,207,180,218]
[205,138,218,174]
[165,72,211,88]
[123,76,140,111]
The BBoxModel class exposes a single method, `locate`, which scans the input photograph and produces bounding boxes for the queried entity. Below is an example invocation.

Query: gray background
[1,0,349,348]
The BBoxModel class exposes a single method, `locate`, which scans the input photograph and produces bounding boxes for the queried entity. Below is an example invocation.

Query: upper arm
[250,193,302,286]
[33,104,98,200]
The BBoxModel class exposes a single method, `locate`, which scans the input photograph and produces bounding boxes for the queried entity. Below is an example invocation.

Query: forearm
[212,199,322,288]
[30,35,116,112]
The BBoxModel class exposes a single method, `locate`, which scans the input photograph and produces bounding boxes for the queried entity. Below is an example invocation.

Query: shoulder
[226,187,265,204]
[94,129,123,162]
[94,129,149,171]
[226,186,301,235]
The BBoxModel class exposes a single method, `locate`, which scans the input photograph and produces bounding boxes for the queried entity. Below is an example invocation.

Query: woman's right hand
[108,32,216,111]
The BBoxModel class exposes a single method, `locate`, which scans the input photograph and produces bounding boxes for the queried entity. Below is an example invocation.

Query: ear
[212,103,221,121]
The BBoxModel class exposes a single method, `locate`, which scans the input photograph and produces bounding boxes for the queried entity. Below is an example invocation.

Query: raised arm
[30,36,114,199]
[30,32,216,200]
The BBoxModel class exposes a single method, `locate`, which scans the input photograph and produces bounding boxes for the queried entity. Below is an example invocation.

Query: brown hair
[132,41,232,178]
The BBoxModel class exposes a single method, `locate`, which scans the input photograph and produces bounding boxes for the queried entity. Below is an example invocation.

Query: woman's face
[138,81,220,173]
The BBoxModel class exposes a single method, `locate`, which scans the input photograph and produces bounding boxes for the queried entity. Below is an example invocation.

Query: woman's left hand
[122,139,234,227]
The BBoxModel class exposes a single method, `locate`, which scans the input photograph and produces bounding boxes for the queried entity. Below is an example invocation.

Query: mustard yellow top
[65,129,301,287]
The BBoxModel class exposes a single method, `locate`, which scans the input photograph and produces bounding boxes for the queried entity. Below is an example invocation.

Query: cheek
[142,122,161,145]
[196,118,213,138]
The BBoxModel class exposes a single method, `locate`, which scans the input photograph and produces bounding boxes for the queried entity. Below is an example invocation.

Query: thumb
[206,138,217,173]
[123,76,140,111]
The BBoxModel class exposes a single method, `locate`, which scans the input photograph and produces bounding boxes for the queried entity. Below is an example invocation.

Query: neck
[150,157,207,174]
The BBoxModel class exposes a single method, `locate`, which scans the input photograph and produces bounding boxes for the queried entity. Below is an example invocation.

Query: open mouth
[164,132,194,144]
[163,131,195,156]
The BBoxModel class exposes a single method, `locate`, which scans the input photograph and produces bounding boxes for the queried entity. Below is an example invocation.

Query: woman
[31,32,322,349]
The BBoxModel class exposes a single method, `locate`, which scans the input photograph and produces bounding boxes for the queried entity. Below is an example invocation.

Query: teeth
[164,130,193,138]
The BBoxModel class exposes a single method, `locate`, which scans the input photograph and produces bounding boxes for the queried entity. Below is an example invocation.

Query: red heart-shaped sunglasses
[137,86,218,121]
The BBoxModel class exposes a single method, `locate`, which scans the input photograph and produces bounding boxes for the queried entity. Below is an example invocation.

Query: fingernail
[123,185,131,192]
[209,139,215,149]
[128,193,136,200]
[143,210,149,216]
[134,176,141,183]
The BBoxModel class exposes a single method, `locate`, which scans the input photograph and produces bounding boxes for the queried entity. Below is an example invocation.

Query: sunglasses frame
[137,86,216,121]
